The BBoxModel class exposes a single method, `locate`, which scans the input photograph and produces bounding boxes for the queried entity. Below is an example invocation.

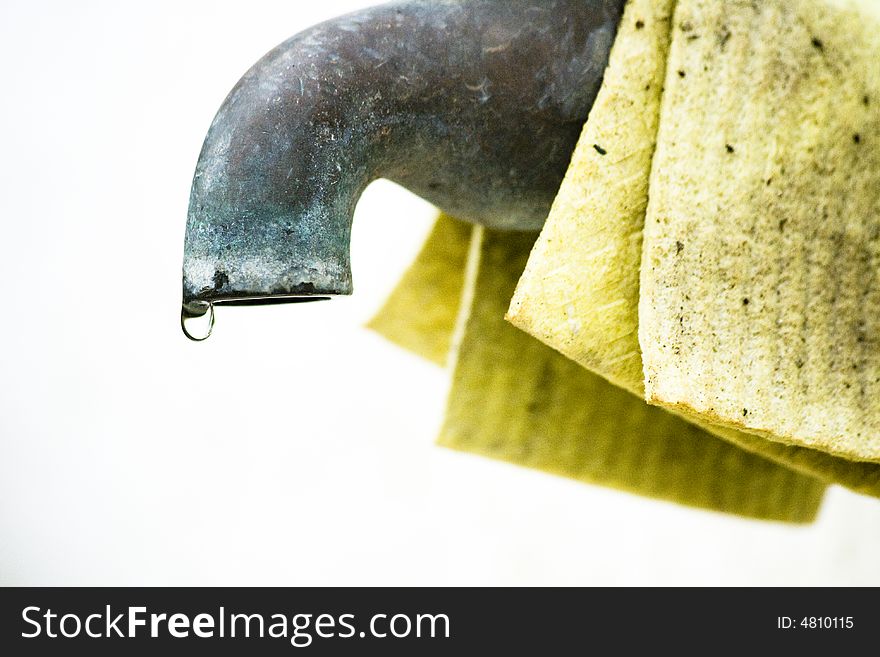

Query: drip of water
[181,302,214,341]
[181,296,334,341]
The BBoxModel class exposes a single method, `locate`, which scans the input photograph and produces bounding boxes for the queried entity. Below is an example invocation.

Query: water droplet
[181,302,214,341]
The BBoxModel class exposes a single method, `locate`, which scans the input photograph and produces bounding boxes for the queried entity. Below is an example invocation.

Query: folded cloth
[509,0,880,496]
[370,214,826,522]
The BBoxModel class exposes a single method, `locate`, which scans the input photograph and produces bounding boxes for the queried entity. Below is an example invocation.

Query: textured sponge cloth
[508,0,675,395]
[509,0,880,496]
[438,226,824,521]
[369,214,826,521]
[640,0,880,462]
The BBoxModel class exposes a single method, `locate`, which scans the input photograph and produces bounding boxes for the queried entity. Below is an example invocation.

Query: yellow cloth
[509,0,673,394]
[509,0,880,496]
[640,0,880,462]
[370,214,825,522]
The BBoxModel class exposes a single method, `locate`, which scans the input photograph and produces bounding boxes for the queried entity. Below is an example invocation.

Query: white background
[1,0,879,585]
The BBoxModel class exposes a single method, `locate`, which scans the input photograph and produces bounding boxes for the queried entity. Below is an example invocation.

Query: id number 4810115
[777,617,854,630]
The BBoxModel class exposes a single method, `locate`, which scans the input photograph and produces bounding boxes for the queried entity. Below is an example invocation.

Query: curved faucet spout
[182,0,626,329]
